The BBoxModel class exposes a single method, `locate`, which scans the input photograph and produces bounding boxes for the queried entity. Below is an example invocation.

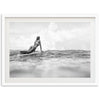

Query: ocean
[10,50,90,78]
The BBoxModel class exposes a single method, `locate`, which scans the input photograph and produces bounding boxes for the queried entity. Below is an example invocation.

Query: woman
[20,36,42,54]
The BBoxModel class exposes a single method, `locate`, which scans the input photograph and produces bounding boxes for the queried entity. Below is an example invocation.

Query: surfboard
[18,52,40,57]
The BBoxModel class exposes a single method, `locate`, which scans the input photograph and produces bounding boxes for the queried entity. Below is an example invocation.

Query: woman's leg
[27,47,36,53]
[20,51,28,54]
[20,46,37,54]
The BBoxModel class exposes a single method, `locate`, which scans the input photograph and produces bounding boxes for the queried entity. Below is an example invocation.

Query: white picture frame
[1,14,98,86]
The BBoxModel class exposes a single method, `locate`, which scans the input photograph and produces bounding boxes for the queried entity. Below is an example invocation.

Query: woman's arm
[40,41,42,52]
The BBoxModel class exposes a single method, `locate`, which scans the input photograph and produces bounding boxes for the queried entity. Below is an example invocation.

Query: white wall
[0,0,100,100]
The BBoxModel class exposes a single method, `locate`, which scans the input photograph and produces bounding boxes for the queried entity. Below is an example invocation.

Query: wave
[10,50,90,62]
[10,50,90,78]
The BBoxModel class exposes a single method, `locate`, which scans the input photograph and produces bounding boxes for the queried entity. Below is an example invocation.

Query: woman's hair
[36,36,40,40]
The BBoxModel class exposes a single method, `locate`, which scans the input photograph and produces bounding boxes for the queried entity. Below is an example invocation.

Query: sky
[9,22,91,50]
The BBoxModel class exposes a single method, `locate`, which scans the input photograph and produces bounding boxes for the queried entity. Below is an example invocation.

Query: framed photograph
[1,14,97,86]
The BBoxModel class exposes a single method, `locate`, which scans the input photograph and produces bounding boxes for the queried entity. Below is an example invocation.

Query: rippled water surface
[10,50,90,78]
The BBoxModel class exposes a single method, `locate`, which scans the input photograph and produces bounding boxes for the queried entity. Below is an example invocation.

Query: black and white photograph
[9,18,92,78]
[2,16,96,85]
